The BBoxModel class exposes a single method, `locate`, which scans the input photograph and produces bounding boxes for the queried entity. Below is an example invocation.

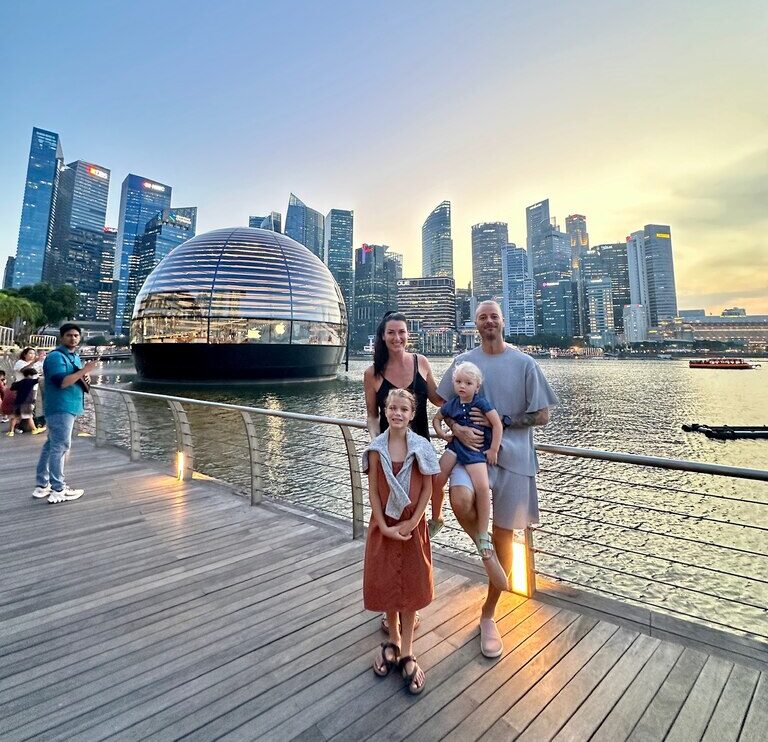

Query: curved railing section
[86,385,768,664]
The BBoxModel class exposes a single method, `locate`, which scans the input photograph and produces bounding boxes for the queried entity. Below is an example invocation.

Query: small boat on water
[688,357,760,369]
[682,423,768,440]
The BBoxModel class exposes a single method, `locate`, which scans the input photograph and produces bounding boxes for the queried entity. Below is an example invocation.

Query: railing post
[167,400,194,480]
[123,393,141,462]
[510,527,536,598]
[525,526,537,597]
[338,424,365,539]
[90,388,108,448]
[240,410,264,505]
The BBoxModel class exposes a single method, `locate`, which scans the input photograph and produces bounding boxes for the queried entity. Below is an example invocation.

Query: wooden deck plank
[590,640,684,742]
[701,664,761,742]
[739,672,768,742]
[320,597,549,742]
[0,435,765,741]
[506,625,638,741]
[665,655,734,742]
[551,633,660,741]
[627,646,709,740]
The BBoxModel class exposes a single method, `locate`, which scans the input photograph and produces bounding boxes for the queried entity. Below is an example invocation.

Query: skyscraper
[421,201,453,278]
[135,208,197,290]
[471,222,507,303]
[396,277,457,354]
[596,242,631,331]
[113,174,172,335]
[324,209,354,318]
[249,212,282,232]
[525,199,551,277]
[626,231,651,327]
[565,214,589,258]
[540,280,574,337]
[644,225,678,326]
[585,277,615,343]
[96,228,116,323]
[12,127,64,288]
[47,160,111,320]
[623,304,648,343]
[501,244,535,337]
[352,244,401,349]
[285,194,324,259]
[530,223,571,332]
[3,257,15,290]
[566,214,589,335]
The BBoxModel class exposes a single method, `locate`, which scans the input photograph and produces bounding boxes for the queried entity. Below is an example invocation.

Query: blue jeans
[36,412,76,492]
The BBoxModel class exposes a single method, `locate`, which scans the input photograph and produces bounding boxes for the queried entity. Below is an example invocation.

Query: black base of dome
[132,343,345,382]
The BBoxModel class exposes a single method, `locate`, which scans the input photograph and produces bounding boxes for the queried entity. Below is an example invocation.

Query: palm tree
[0,293,42,338]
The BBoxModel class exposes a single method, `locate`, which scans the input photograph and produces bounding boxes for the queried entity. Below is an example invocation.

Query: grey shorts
[450,464,540,530]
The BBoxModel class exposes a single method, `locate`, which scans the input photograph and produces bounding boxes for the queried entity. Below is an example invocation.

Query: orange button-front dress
[363,457,433,613]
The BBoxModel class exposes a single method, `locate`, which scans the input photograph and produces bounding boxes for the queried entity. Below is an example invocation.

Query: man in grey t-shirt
[437,301,558,658]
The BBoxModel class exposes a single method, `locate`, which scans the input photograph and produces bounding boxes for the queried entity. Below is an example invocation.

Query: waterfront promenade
[0,434,765,741]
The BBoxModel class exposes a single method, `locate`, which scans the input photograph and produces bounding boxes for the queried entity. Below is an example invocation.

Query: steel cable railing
[86,385,768,646]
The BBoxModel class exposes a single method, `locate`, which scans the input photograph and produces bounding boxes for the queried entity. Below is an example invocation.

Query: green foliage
[4,282,79,330]
[0,291,42,329]
[88,336,110,346]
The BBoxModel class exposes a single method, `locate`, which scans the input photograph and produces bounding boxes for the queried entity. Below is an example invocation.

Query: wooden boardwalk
[0,434,765,741]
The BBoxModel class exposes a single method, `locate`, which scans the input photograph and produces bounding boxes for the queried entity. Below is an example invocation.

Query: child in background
[8,367,44,436]
[432,361,508,591]
[363,388,440,695]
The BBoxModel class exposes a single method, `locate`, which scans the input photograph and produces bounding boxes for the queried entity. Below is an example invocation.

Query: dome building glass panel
[130,227,347,382]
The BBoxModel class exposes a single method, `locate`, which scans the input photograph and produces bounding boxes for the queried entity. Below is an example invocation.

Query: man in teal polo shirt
[33,323,97,504]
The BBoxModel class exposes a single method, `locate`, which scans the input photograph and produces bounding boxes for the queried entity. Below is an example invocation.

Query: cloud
[670,147,768,228]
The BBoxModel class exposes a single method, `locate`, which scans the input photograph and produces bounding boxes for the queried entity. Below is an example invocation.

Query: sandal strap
[475,532,493,551]
[398,655,418,679]
[381,641,400,655]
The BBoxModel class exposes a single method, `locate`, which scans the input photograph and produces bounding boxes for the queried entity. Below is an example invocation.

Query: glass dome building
[130,227,347,382]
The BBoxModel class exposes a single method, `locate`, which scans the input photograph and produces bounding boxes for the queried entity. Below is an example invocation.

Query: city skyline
[1,2,766,314]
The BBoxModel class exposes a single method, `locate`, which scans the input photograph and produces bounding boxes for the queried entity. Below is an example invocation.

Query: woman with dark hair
[364,312,441,441]
[363,311,444,634]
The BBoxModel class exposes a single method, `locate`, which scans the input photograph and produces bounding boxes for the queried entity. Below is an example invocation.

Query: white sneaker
[47,487,84,504]
[32,486,51,498]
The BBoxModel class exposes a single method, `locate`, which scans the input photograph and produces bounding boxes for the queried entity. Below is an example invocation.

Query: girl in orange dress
[363,388,439,694]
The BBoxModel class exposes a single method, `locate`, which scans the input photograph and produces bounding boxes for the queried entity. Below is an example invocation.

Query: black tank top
[375,354,430,440]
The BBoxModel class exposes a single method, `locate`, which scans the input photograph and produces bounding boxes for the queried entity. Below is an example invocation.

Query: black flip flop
[373,641,400,677]
[399,655,426,695]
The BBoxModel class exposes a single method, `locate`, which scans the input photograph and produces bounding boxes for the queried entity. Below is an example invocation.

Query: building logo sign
[656,233,670,239]
[143,181,166,192]
[88,166,109,180]
[168,211,192,226]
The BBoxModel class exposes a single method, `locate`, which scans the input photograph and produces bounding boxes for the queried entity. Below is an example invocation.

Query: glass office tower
[249,212,282,232]
[97,228,117,323]
[47,160,111,320]
[421,201,453,278]
[352,244,401,350]
[285,194,325,259]
[12,127,64,288]
[501,244,535,337]
[135,208,197,290]
[324,209,354,318]
[113,174,172,335]
[471,222,508,302]
[644,225,678,326]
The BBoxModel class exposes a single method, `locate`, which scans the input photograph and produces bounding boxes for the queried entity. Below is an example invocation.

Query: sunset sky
[1,1,766,313]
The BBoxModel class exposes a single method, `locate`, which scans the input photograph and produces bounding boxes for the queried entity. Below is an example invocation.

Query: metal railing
[87,385,768,656]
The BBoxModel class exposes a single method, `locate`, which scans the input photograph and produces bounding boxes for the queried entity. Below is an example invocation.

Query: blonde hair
[453,361,483,386]
[385,387,417,411]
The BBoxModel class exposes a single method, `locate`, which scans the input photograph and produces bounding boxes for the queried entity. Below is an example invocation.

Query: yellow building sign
[656,232,670,238]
